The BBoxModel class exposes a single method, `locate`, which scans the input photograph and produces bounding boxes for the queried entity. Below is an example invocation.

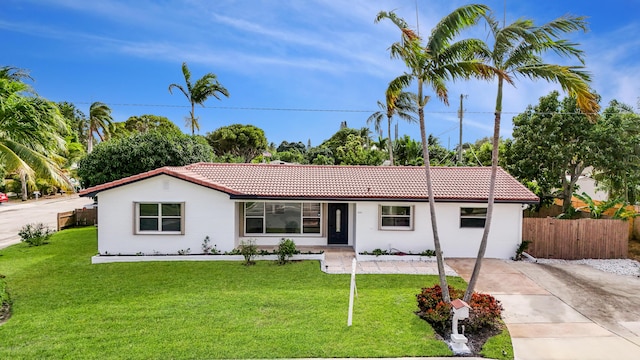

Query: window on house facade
[380,205,413,230]
[135,202,184,234]
[460,207,487,228]
[245,202,321,235]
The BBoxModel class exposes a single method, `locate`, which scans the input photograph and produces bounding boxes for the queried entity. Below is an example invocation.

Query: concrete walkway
[322,247,458,275]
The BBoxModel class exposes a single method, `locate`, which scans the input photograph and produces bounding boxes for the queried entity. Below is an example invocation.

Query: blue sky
[3,0,639,149]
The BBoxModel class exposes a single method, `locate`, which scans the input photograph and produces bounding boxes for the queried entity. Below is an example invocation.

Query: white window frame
[379,205,414,231]
[244,201,322,236]
[134,202,185,234]
[460,207,487,228]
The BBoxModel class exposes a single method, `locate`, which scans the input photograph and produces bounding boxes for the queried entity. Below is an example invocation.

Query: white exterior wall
[354,201,524,259]
[96,175,236,255]
[354,202,431,254]
[436,202,523,259]
[96,177,524,259]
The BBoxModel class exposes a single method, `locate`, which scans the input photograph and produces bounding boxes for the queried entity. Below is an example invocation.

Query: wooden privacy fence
[523,218,628,260]
[57,208,97,230]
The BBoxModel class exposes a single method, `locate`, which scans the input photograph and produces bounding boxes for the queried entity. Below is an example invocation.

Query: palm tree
[376,5,495,302]
[0,66,33,82]
[367,90,416,165]
[371,136,388,151]
[463,13,600,301]
[394,135,423,166]
[168,62,229,135]
[1,77,72,200]
[358,127,372,148]
[87,102,113,153]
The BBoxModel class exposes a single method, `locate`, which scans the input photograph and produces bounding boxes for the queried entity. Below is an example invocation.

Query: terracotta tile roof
[79,162,539,203]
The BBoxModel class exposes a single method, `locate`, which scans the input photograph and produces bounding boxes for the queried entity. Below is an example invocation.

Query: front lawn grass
[0,227,473,359]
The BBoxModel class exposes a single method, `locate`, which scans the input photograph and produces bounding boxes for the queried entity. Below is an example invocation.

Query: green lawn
[0,227,508,359]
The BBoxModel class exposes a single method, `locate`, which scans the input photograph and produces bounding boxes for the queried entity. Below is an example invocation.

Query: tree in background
[462,137,510,167]
[1,73,72,199]
[0,66,32,82]
[335,134,385,165]
[464,11,599,301]
[87,102,113,153]
[169,62,229,135]
[57,101,87,168]
[206,124,267,163]
[376,5,492,302]
[58,101,87,140]
[306,146,334,165]
[77,132,213,187]
[508,91,597,212]
[276,141,307,154]
[124,114,183,136]
[106,121,130,141]
[271,150,306,164]
[367,90,416,165]
[427,135,456,166]
[592,101,640,203]
[394,135,423,166]
[320,127,367,157]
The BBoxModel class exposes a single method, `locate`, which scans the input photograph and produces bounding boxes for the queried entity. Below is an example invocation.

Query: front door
[327,203,348,245]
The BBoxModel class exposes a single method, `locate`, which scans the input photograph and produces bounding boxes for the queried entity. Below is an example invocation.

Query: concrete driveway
[0,195,92,250]
[447,258,640,360]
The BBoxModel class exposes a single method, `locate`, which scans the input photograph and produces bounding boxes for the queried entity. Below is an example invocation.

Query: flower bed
[355,254,436,262]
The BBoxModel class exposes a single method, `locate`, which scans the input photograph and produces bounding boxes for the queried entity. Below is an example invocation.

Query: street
[0,195,92,249]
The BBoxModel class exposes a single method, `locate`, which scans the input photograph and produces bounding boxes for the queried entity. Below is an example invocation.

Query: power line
[62,101,597,116]
[68,102,374,113]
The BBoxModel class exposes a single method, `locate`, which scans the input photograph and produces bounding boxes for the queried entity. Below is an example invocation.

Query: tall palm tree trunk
[190,104,196,136]
[418,85,450,302]
[20,171,28,201]
[87,125,94,154]
[464,78,503,301]
[387,116,394,165]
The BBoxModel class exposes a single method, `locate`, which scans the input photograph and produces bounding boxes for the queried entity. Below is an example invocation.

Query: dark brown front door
[327,203,348,245]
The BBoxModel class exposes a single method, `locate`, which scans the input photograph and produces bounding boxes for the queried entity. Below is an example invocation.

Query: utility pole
[458,94,467,165]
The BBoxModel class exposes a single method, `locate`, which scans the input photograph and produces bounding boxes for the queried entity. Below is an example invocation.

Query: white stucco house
[79,163,538,259]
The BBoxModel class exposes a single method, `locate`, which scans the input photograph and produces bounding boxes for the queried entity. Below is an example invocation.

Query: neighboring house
[79,163,538,259]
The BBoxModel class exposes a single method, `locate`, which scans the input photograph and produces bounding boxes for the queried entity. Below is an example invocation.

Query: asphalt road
[0,195,93,250]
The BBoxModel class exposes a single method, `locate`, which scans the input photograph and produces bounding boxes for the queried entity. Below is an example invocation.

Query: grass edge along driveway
[0,227,512,359]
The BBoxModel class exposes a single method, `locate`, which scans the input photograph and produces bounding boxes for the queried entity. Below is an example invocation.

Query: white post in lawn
[347,258,357,326]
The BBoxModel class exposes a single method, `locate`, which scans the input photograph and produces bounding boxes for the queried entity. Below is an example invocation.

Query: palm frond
[181,62,193,95]
[374,11,410,30]
[366,104,385,134]
[168,83,189,101]
[427,4,489,55]
[192,74,229,104]
[537,15,588,39]
[0,140,35,180]
[517,63,599,117]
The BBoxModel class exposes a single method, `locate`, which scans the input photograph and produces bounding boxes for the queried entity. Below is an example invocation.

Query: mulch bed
[432,324,502,356]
